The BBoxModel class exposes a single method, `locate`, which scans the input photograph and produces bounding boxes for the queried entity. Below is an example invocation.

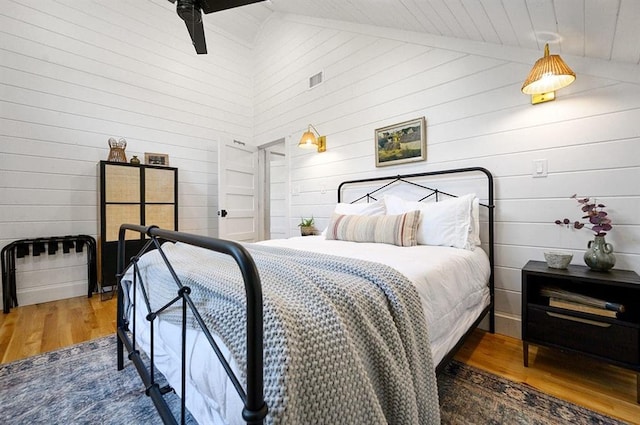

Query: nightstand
[521,260,640,403]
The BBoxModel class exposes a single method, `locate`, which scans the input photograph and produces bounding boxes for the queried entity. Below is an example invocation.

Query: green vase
[583,235,616,272]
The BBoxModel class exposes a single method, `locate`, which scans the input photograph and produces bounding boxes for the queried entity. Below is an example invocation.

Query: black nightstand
[521,260,640,403]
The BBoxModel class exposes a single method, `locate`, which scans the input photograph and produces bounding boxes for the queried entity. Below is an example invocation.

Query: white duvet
[127,237,490,425]
[261,237,491,362]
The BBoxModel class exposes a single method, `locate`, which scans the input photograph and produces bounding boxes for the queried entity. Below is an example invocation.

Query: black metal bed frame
[337,166,495,372]
[116,226,268,425]
[116,167,494,424]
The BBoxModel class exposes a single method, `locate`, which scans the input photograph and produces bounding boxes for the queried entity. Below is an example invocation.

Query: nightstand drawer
[527,307,640,364]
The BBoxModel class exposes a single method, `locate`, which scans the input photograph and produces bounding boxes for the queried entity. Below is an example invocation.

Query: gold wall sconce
[298,124,326,153]
[521,43,576,104]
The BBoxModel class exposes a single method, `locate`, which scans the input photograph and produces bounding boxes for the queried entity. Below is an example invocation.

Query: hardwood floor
[1,295,638,424]
[0,295,116,363]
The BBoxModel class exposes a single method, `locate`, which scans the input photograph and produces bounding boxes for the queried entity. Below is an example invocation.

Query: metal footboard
[115,224,268,425]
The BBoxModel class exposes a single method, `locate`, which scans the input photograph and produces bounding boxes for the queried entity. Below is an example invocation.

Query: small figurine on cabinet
[107,137,127,162]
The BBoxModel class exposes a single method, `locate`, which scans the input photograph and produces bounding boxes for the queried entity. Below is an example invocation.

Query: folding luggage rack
[1,234,97,313]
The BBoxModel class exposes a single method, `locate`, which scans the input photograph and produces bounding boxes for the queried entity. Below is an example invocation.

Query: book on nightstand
[548,297,618,318]
[540,286,625,313]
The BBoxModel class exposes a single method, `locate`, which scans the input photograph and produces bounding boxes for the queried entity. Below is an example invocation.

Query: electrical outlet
[532,159,548,178]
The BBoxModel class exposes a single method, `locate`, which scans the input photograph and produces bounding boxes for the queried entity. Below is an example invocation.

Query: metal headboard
[337,167,495,335]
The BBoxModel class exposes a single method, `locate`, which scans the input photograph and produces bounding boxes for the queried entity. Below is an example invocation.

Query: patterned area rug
[0,335,196,424]
[0,334,628,424]
[438,361,628,425]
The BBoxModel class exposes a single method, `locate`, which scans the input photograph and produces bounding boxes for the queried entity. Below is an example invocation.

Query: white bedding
[126,236,490,425]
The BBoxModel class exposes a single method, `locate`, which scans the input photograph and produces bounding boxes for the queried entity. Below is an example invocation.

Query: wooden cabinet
[98,161,178,289]
[521,260,640,402]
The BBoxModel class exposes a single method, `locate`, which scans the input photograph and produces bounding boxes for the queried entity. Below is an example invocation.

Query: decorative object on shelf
[375,117,426,167]
[298,217,316,236]
[543,251,572,269]
[298,124,327,153]
[144,152,169,166]
[584,235,616,272]
[107,137,127,162]
[555,194,615,271]
[521,43,576,104]
[130,155,140,165]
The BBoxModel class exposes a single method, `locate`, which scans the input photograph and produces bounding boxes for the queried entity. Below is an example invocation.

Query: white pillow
[469,197,481,246]
[333,199,386,216]
[382,193,408,214]
[322,198,386,236]
[383,193,475,249]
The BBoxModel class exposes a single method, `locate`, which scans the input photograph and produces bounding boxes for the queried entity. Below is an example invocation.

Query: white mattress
[126,237,490,425]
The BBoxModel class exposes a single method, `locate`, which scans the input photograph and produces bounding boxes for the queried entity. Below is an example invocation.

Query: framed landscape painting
[375,117,426,167]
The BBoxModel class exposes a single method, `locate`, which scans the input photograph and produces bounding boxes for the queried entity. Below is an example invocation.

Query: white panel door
[218,138,258,242]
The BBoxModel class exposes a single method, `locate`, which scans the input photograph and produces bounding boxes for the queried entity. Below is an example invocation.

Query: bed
[116,167,495,425]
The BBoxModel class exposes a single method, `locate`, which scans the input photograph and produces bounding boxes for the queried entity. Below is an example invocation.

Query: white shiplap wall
[0,0,253,306]
[252,14,640,338]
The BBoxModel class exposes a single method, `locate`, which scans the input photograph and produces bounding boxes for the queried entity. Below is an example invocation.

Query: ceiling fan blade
[170,0,263,54]
[175,0,207,54]
[198,0,264,14]
[184,19,207,54]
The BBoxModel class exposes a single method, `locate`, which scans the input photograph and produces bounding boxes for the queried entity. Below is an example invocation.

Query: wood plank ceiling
[193,0,640,65]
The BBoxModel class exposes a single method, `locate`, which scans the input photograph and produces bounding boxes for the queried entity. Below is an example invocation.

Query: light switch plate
[532,159,548,178]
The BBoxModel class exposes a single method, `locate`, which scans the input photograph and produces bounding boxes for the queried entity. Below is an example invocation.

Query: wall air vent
[309,71,323,89]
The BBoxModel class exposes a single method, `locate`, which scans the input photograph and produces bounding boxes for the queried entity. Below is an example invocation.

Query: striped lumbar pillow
[325,210,420,247]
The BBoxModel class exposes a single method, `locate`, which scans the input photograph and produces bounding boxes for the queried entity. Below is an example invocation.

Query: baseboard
[16,281,87,307]
[495,312,521,339]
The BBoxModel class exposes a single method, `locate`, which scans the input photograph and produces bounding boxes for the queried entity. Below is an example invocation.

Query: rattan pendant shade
[521,44,576,95]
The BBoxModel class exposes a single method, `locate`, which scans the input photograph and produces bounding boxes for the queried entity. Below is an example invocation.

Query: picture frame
[144,152,169,166]
[375,117,426,167]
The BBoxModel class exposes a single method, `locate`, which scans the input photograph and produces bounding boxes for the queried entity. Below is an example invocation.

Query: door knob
[218,209,228,218]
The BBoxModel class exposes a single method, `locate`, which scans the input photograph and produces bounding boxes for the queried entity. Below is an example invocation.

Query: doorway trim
[257,138,287,241]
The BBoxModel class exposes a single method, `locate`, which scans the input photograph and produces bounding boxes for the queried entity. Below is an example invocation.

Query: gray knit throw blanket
[131,242,441,424]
